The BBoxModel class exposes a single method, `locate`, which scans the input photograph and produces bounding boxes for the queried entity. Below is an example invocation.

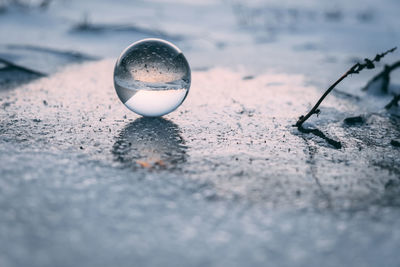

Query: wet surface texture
[1,61,400,267]
[112,118,187,170]
[0,0,400,266]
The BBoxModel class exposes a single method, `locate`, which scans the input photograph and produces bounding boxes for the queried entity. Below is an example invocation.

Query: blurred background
[1,1,400,267]
[1,0,399,79]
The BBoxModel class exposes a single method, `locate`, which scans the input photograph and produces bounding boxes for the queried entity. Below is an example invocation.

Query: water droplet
[114,38,191,117]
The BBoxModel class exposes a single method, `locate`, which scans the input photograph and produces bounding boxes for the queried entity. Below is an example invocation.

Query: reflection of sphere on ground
[112,117,187,170]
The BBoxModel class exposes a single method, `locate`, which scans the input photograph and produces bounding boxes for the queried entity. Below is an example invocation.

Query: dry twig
[295,47,397,128]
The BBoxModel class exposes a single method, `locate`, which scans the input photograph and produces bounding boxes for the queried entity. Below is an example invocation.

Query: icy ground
[0,0,400,266]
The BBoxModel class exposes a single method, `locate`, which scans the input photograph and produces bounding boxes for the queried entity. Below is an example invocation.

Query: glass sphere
[113,38,191,117]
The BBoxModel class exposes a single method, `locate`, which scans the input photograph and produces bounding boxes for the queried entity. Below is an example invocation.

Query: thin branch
[295,47,397,128]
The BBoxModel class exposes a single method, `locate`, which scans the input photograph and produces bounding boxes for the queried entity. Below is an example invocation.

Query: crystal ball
[113,38,191,117]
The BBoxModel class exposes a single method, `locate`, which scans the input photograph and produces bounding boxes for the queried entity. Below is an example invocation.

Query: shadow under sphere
[112,117,187,170]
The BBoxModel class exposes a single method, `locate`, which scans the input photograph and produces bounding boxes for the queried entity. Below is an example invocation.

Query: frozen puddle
[0,60,399,267]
